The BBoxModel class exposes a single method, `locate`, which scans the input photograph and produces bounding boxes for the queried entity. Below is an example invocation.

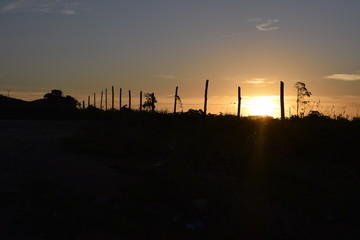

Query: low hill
[0,95,28,106]
[0,90,80,119]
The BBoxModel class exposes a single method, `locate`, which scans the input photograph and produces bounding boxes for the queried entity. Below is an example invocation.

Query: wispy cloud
[1,0,89,15]
[248,18,280,31]
[326,73,360,81]
[244,78,274,84]
[222,17,280,39]
[221,18,280,39]
[256,19,280,31]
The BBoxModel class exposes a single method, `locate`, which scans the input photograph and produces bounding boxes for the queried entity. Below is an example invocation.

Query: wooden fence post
[280,81,285,120]
[119,88,122,110]
[237,86,241,118]
[100,90,103,110]
[151,93,155,113]
[105,88,107,111]
[174,86,178,114]
[88,96,90,107]
[140,91,142,112]
[204,80,209,116]
[82,100,85,110]
[94,93,96,108]
[112,86,114,110]
[129,90,131,109]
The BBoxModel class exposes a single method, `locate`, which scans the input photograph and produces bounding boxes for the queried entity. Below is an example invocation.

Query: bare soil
[1,119,359,239]
[0,120,139,239]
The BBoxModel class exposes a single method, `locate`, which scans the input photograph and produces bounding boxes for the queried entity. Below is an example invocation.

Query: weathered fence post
[174,86,178,114]
[111,86,114,110]
[140,91,142,112]
[237,86,241,118]
[94,93,96,108]
[280,81,285,121]
[204,80,209,116]
[105,88,108,111]
[129,90,131,109]
[151,93,155,113]
[119,88,122,110]
[100,91,103,110]
[88,96,90,107]
[82,100,85,110]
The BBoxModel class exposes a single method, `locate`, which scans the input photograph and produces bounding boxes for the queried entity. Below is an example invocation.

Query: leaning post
[204,80,209,116]
[174,86,178,114]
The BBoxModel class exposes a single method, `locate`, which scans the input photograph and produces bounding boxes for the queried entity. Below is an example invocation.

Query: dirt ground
[0,120,141,239]
[1,119,359,239]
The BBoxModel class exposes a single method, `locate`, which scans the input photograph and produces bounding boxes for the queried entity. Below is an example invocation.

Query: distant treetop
[44,89,63,99]
[43,89,79,109]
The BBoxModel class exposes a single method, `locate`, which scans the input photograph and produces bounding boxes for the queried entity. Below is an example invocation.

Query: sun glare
[247,97,278,117]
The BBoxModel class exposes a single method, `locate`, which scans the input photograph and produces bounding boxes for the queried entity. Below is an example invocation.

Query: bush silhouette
[43,89,79,110]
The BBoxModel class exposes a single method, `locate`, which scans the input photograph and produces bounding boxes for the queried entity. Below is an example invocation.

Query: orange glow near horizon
[245,96,279,117]
[4,90,360,118]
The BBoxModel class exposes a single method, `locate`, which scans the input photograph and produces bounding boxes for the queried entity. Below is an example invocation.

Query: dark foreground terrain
[1,115,359,239]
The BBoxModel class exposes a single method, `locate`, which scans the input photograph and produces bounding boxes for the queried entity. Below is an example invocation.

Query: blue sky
[1,0,360,116]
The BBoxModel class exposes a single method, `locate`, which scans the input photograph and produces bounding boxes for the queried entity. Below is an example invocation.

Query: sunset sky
[1,0,360,117]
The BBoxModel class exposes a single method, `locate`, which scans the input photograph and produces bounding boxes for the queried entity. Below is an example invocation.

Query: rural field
[1,113,359,239]
[2,1,360,239]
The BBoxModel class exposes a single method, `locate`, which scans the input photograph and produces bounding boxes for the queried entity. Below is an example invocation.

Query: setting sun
[247,97,278,117]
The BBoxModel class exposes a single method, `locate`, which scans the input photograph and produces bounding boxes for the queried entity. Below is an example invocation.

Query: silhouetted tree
[44,89,63,99]
[142,93,157,111]
[294,82,311,117]
[64,95,79,109]
[43,89,79,109]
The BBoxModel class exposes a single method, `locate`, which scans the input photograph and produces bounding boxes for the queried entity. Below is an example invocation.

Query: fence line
[81,81,286,118]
